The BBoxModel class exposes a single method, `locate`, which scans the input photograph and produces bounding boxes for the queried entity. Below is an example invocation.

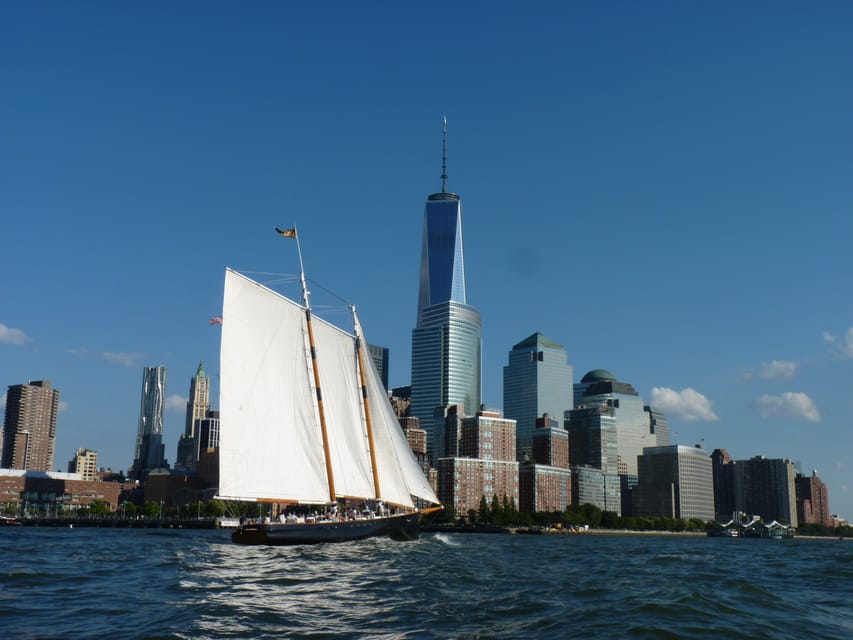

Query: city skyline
[1,4,851,518]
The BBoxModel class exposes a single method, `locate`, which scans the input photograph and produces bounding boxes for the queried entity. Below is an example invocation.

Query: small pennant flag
[209,317,223,325]
[275,227,297,238]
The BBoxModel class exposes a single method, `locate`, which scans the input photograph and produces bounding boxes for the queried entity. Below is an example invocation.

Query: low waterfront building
[0,469,122,512]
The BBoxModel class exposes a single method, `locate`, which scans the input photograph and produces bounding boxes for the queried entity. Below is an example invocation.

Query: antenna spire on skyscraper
[441,115,448,193]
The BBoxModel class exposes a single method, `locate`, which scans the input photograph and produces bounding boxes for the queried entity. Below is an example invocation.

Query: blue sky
[2,2,851,519]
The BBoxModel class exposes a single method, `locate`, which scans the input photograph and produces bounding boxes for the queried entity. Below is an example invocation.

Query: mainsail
[218,268,439,509]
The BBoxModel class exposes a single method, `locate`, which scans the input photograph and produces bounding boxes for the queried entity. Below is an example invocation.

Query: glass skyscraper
[503,333,573,463]
[568,369,662,515]
[129,365,168,479]
[411,119,482,462]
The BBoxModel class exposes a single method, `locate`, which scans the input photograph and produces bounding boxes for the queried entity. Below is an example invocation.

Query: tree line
[432,494,711,532]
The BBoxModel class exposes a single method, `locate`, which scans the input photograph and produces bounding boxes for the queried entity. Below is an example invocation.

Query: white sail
[219,269,329,503]
[310,315,376,501]
[219,268,439,510]
[356,313,440,507]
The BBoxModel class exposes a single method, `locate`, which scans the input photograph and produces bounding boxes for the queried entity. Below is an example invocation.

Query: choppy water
[1,527,851,639]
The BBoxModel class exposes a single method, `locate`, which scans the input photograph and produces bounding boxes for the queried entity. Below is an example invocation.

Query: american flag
[209,317,223,325]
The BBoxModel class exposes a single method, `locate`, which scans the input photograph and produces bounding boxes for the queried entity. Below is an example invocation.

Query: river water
[1,527,851,639]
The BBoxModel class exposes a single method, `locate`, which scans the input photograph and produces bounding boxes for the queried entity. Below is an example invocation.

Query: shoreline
[424,524,852,540]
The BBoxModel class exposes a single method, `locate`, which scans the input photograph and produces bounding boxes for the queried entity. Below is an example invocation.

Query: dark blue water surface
[1,528,851,639]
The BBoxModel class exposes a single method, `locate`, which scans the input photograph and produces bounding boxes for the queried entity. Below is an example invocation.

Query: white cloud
[760,360,797,379]
[753,392,821,422]
[840,484,849,494]
[166,394,187,413]
[0,322,31,346]
[0,393,5,412]
[740,360,798,381]
[650,387,720,422]
[100,352,144,368]
[68,348,144,368]
[823,327,853,358]
[58,400,70,413]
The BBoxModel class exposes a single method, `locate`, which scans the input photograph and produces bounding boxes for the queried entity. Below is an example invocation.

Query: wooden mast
[279,226,336,503]
[353,308,381,500]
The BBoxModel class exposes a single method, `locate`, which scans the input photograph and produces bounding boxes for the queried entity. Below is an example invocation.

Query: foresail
[357,316,440,508]
[219,269,329,503]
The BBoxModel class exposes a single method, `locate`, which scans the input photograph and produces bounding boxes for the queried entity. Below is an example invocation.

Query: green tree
[204,500,226,517]
[490,494,501,523]
[89,500,110,516]
[600,510,620,529]
[580,503,602,527]
[478,495,490,524]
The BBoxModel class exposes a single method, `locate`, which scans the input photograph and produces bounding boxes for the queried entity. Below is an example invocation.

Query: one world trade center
[411,118,482,462]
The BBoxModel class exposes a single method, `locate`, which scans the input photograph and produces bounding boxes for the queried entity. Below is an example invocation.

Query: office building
[1,380,60,472]
[645,405,670,447]
[67,448,98,482]
[569,369,660,515]
[571,466,613,512]
[176,362,210,471]
[503,333,573,462]
[368,344,390,391]
[411,120,481,460]
[129,366,168,480]
[194,410,220,487]
[632,445,714,521]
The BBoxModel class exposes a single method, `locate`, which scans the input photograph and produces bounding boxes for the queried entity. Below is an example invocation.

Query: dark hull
[232,511,422,546]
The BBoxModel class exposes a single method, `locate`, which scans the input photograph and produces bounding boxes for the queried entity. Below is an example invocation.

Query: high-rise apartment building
[1,380,60,471]
[67,447,98,481]
[129,366,168,480]
[411,119,481,460]
[711,448,735,518]
[632,445,715,521]
[519,415,572,513]
[503,333,573,462]
[738,456,798,527]
[795,470,832,528]
[436,410,518,516]
[713,453,799,527]
[176,362,210,471]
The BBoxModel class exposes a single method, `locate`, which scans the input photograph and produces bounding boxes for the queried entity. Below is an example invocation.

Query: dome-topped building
[580,369,616,384]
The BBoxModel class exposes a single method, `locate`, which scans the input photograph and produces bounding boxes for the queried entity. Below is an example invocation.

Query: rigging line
[305,276,352,307]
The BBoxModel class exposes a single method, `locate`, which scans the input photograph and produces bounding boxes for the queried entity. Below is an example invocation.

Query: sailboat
[219,228,441,545]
